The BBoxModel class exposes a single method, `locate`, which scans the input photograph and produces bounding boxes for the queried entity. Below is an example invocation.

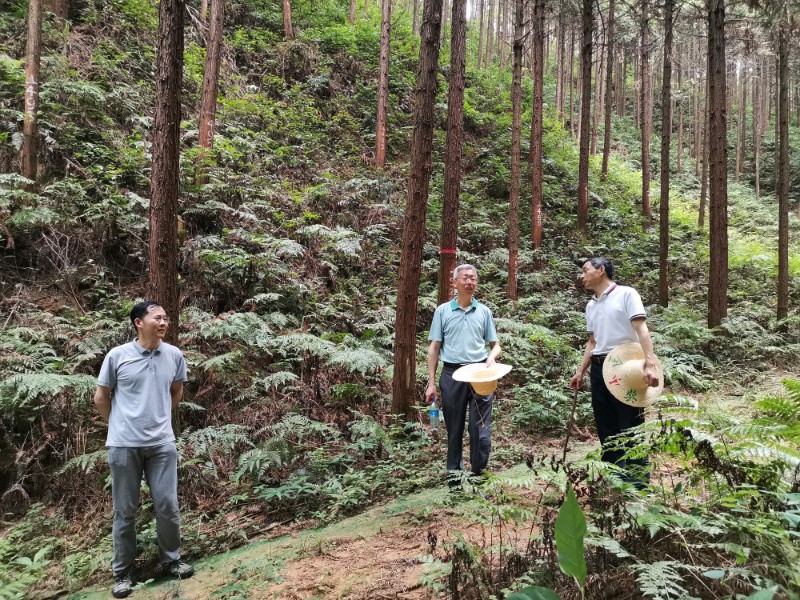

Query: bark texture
[148,0,185,345]
[22,0,42,183]
[707,0,728,328]
[438,0,466,305]
[391,0,443,419]
[196,0,224,185]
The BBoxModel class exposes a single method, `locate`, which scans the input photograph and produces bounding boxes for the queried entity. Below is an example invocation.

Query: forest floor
[66,437,596,600]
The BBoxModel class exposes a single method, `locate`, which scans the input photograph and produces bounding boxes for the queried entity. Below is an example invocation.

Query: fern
[255,371,299,391]
[179,424,252,460]
[58,449,108,475]
[234,437,291,482]
[0,373,97,414]
[270,333,335,360]
[632,561,695,600]
[327,344,389,374]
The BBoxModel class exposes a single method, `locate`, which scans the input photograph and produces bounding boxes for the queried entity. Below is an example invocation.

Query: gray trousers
[439,368,494,481]
[108,443,182,576]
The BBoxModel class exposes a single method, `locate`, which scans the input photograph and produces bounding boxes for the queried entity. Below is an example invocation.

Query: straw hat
[452,363,513,395]
[602,343,664,407]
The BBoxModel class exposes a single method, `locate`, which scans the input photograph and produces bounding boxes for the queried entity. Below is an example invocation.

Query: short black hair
[130,300,162,325]
[588,257,615,280]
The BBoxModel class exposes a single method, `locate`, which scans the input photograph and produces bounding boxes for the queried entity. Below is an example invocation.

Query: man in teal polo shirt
[426,264,502,486]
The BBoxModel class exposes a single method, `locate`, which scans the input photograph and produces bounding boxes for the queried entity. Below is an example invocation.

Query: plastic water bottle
[429,397,440,431]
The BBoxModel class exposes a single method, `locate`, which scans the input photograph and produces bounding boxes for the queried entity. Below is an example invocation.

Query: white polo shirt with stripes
[585,283,646,355]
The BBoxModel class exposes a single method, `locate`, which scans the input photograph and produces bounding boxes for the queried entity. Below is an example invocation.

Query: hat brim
[602,343,664,407]
[452,362,513,383]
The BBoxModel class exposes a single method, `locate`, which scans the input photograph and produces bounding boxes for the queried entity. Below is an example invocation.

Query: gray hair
[587,257,615,280]
[452,264,478,280]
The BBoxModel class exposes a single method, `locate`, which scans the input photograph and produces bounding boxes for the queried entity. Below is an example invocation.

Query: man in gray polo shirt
[426,264,502,488]
[94,301,193,598]
[569,257,658,487]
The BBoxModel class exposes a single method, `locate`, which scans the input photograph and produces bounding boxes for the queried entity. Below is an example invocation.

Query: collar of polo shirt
[450,297,478,311]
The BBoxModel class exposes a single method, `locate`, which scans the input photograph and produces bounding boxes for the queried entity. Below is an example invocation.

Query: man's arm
[485,341,501,367]
[569,334,596,391]
[94,386,112,422]
[631,318,659,386]
[425,341,442,402]
[171,382,184,408]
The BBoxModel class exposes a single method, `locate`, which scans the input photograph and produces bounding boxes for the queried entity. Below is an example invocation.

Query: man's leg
[440,370,470,486]
[109,447,144,577]
[468,391,493,475]
[589,364,625,465]
[612,399,648,485]
[143,443,181,566]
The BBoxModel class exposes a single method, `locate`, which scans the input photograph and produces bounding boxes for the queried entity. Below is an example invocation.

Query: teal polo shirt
[428,298,498,364]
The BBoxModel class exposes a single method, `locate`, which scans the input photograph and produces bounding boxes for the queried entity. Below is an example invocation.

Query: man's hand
[569,370,584,391]
[425,382,437,403]
[643,358,659,387]
[484,356,496,368]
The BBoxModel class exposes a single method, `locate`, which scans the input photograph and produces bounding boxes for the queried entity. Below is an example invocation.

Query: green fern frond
[632,561,694,600]
[58,449,108,475]
[271,333,335,360]
[255,371,299,391]
[180,424,252,459]
[199,351,245,372]
[234,436,291,482]
[270,413,340,442]
[0,373,97,413]
[327,345,389,374]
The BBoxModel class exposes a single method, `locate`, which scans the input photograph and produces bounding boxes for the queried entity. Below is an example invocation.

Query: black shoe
[112,573,133,598]
[165,559,194,579]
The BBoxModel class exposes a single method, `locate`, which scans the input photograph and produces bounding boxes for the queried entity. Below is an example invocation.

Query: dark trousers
[590,362,648,485]
[439,368,494,482]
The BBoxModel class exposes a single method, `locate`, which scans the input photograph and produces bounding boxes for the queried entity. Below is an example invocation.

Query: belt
[443,361,479,370]
[591,354,608,364]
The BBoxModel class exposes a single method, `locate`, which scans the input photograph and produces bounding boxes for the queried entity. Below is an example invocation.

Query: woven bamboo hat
[452,363,513,395]
[602,343,664,407]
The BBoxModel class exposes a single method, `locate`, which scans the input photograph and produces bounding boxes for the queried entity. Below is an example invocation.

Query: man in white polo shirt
[426,264,502,488]
[569,257,658,486]
[94,301,193,598]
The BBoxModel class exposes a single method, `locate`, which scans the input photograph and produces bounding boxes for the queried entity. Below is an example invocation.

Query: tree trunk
[707,0,728,328]
[391,0,443,420]
[753,57,761,199]
[658,0,673,308]
[282,0,294,40]
[196,0,224,186]
[200,0,207,19]
[676,59,683,174]
[735,62,746,181]
[618,47,626,117]
[477,0,485,69]
[601,0,614,179]
[699,71,709,228]
[577,0,592,233]
[149,0,185,345]
[590,14,603,156]
[350,0,357,25]
[485,0,495,66]
[640,0,652,220]
[508,0,523,300]
[438,0,466,306]
[413,0,420,35]
[555,9,565,120]
[776,21,789,322]
[21,0,42,183]
[375,0,391,167]
[530,0,544,249]
[569,24,576,137]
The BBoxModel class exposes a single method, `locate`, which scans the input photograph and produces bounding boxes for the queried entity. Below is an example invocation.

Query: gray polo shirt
[585,284,646,355]
[98,340,187,448]
[429,298,498,364]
